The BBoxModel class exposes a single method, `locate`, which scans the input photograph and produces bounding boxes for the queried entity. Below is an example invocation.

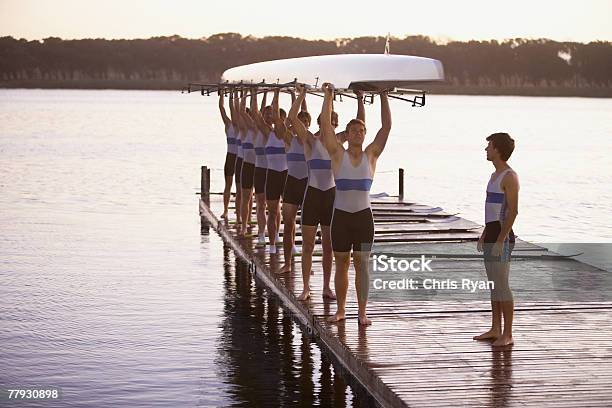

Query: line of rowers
[218,83,391,326]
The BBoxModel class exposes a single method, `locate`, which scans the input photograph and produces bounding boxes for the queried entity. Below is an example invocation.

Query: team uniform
[301,137,336,227]
[283,136,308,205]
[330,151,374,252]
[234,127,243,185]
[483,167,515,301]
[254,130,268,194]
[240,129,256,189]
[265,130,288,201]
[224,125,238,177]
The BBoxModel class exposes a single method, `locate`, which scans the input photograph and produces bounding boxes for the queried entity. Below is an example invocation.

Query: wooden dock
[198,173,612,407]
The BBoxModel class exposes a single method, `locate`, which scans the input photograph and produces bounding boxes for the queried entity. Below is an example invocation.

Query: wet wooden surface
[201,195,612,407]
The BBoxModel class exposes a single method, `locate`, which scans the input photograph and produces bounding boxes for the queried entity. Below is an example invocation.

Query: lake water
[1,89,611,406]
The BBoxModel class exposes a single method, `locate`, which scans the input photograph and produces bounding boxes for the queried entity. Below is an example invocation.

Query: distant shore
[2,80,611,98]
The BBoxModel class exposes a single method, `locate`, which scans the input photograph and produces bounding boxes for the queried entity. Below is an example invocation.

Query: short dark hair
[279,108,287,119]
[486,132,515,161]
[346,118,366,133]
[297,111,311,123]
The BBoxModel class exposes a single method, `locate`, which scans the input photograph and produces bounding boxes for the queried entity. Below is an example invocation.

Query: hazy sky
[1,0,611,43]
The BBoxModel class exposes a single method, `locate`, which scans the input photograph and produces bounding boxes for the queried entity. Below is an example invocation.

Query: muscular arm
[365,92,392,159]
[272,89,291,145]
[218,91,231,128]
[356,90,365,122]
[252,89,272,138]
[228,90,237,126]
[240,90,255,130]
[235,90,247,132]
[498,172,520,242]
[288,85,314,145]
[320,84,342,159]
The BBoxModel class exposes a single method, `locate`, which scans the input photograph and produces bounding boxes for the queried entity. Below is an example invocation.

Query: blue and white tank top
[226,125,237,155]
[307,137,335,191]
[242,129,256,164]
[265,131,288,172]
[333,150,373,213]
[286,136,308,179]
[485,168,513,223]
[254,130,267,169]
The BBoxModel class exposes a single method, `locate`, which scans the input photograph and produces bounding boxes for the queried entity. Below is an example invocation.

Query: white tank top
[485,168,512,223]
[226,126,237,155]
[241,129,256,164]
[333,150,373,213]
[307,137,335,191]
[286,136,308,179]
[236,127,244,159]
[254,130,267,169]
[265,131,288,172]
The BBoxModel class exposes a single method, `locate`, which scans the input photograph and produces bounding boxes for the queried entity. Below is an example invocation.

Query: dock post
[199,165,210,233]
[399,168,404,200]
[200,166,210,199]
[201,165,210,205]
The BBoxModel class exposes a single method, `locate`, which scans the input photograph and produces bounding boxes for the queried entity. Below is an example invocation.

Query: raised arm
[288,84,314,145]
[252,89,272,137]
[272,89,292,144]
[228,89,237,126]
[234,90,247,132]
[356,90,365,122]
[365,91,391,158]
[320,83,342,158]
[231,89,241,130]
[240,89,255,130]
[218,90,231,128]
[301,90,308,112]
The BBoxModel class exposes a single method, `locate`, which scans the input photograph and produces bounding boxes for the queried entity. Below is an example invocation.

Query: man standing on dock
[475,132,519,347]
[320,83,392,326]
[217,90,237,219]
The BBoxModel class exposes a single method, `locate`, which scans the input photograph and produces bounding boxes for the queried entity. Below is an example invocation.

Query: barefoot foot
[277,264,291,274]
[322,288,337,300]
[327,311,346,323]
[473,329,501,341]
[492,335,514,347]
[358,315,372,326]
[297,289,311,301]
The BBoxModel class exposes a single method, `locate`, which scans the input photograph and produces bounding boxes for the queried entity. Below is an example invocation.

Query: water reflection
[215,242,374,407]
[488,348,513,408]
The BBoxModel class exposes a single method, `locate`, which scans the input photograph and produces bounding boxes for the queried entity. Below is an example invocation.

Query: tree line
[1,34,610,92]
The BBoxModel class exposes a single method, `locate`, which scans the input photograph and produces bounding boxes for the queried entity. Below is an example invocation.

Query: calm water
[1,89,611,406]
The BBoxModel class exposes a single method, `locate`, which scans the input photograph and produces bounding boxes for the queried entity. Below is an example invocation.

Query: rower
[237,90,257,236]
[288,84,365,301]
[217,90,236,219]
[319,83,392,326]
[250,89,269,246]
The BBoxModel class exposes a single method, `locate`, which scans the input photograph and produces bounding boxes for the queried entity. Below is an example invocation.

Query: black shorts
[234,157,243,185]
[254,167,267,195]
[240,161,255,190]
[265,169,287,201]
[301,186,335,227]
[224,152,237,177]
[331,208,374,252]
[282,175,308,206]
[483,221,515,262]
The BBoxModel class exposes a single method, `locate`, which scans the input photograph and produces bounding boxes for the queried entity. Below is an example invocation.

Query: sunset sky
[1,0,611,43]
